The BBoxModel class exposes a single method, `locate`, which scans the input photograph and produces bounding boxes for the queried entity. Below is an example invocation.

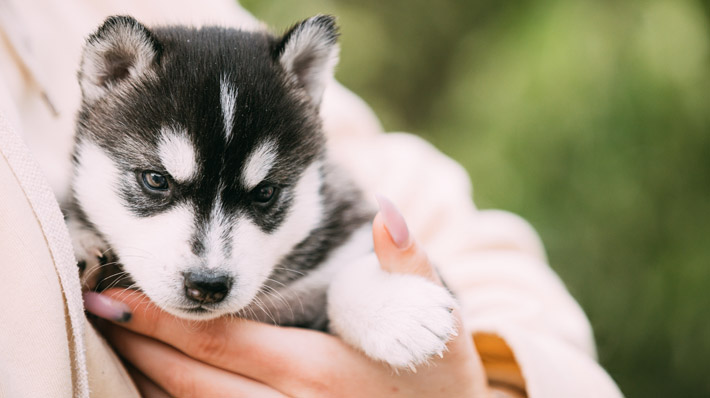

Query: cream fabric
[0,122,79,398]
[0,0,622,397]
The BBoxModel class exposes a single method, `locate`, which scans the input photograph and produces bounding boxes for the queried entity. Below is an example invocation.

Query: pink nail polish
[83,292,132,322]
[375,194,411,249]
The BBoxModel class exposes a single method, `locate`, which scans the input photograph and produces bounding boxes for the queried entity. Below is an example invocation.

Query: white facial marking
[225,161,324,312]
[203,196,230,270]
[158,127,198,182]
[220,76,238,140]
[242,139,278,190]
[73,142,198,312]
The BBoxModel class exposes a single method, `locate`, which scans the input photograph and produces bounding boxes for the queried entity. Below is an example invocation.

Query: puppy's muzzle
[184,271,233,304]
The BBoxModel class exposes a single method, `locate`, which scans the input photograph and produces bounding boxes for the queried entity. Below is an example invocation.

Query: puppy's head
[73,15,339,319]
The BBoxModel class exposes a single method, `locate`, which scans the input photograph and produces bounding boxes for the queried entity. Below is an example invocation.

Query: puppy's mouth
[171,303,228,319]
[181,306,210,315]
[179,305,217,313]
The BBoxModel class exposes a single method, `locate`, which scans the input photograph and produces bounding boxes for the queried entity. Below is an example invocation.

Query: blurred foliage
[241,0,710,396]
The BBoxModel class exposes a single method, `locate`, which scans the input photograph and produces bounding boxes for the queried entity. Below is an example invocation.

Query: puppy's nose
[184,271,233,304]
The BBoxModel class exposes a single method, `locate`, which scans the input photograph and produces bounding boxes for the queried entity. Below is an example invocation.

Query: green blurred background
[241,0,709,396]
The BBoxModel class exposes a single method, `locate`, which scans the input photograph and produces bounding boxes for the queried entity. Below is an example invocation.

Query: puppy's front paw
[328,255,458,370]
[67,220,109,291]
[357,276,457,370]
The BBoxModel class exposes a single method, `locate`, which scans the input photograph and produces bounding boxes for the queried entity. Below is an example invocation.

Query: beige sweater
[0,1,622,396]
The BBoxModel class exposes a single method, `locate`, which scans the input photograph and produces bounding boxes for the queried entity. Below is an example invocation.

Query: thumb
[373,195,441,284]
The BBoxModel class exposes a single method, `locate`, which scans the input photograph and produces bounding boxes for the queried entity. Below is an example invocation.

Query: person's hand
[84,196,489,397]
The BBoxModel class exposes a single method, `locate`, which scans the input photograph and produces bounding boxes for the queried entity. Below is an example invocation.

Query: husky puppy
[68,15,456,369]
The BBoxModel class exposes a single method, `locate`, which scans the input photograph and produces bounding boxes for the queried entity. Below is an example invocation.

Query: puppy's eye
[141,171,169,191]
[252,184,278,205]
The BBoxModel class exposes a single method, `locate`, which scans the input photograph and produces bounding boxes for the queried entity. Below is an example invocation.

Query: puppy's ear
[274,15,339,107]
[79,16,162,102]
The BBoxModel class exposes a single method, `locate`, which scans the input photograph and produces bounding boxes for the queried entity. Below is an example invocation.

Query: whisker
[252,295,278,325]
[271,267,306,277]
[263,280,303,317]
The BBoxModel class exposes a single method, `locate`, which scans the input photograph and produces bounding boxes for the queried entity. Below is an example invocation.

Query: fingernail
[375,194,411,249]
[83,292,132,322]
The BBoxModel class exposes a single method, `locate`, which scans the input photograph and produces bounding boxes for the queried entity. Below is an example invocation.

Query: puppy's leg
[66,217,109,291]
[327,253,458,370]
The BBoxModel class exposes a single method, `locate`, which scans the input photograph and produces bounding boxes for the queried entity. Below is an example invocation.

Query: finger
[124,362,171,398]
[101,322,287,398]
[88,289,358,393]
[83,291,132,322]
[373,194,441,283]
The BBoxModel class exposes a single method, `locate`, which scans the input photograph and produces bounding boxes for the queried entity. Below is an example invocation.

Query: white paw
[327,254,458,370]
[67,218,109,290]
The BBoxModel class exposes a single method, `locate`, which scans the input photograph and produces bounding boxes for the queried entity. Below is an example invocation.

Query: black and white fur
[68,15,456,369]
